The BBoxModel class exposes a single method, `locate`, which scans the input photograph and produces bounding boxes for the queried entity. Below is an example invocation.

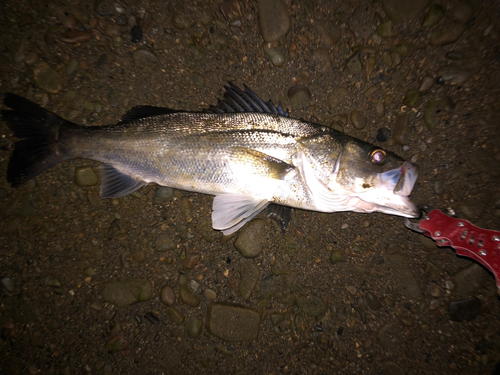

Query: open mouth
[381,161,418,197]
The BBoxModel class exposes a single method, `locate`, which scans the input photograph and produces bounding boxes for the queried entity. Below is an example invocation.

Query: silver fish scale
[67,112,335,209]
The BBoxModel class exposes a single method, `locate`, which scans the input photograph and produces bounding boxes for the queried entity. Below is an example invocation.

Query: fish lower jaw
[346,192,420,218]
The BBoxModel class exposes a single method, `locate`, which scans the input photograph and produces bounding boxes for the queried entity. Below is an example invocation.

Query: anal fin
[212,193,269,235]
[100,164,147,198]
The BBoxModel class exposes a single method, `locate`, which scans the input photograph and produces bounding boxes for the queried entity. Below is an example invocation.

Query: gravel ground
[1,0,500,374]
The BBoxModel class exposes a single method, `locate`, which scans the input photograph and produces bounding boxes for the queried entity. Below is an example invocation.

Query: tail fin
[2,94,74,186]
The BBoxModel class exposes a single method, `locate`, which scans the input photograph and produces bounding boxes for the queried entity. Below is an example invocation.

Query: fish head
[298,133,419,218]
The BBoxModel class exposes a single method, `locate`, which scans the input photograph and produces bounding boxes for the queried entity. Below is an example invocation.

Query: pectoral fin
[100,164,146,198]
[212,193,269,235]
[229,147,295,180]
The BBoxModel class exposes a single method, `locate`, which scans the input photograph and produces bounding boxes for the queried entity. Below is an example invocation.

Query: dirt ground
[1,0,500,374]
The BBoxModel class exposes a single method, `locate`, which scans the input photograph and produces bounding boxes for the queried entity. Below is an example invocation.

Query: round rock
[258,0,290,42]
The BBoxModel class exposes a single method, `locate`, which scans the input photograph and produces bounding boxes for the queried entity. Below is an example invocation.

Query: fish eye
[369,149,386,164]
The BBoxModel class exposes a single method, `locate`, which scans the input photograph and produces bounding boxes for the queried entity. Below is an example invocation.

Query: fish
[1,83,419,235]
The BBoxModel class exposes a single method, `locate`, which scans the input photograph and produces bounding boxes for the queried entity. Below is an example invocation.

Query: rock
[377,21,396,37]
[403,89,422,108]
[160,285,176,306]
[206,303,260,341]
[171,11,190,30]
[180,285,200,307]
[165,307,185,324]
[436,65,471,85]
[287,84,311,108]
[330,248,345,264]
[295,296,328,317]
[316,20,341,48]
[155,233,175,252]
[446,52,464,60]
[101,278,153,307]
[239,262,260,300]
[33,62,63,94]
[345,53,363,75]
[418,76,434,92]
[423,98,447,131]
[376,128,391,142]
[393,113,410,145]
[1,277,15,292]
[453,263,490,298]
[270,313,285,326]
[105,336,129,351]
[154,187,173,202]
[132,49,158,65]
[449,297,481,322]
[186,316,203,338]
[452,2,474,22]
[258,0,291,42]
[327,88,349,110]
[182,253,201,269]
[422,4,445,29]
[131,25,142,43]
[350,109,367,130]
[311,48,332,73]
[74,167,98,186]
[430,23,466,46]
[234,219,267,258]
[382,0,431,22]
[262,44,286,67]
[61,30,91,44]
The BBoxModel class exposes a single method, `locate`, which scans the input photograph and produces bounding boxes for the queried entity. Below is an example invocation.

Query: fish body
[2,84,419,234]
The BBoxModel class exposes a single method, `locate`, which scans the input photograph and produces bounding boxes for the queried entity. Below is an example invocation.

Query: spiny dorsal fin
[204,82,289,116]
[121,105,185,122]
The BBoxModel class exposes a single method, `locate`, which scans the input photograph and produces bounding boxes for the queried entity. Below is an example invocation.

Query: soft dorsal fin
[204,82,289,116]
[121,105,185,122]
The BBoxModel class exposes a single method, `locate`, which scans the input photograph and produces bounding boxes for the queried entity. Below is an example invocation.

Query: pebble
[74,167,98,186]
[366,292,382,310]
[1,277,15,292]
[180,285,200,307]
[262,44,285,67]
[132,49,158,65]
[452,2,474,22]
[131,25,142,43]
[270,313,285,326]
[446,51,464,60]
[155,233,175,252]
[350,109,367,130]
[154,187,173,202]
[239,262,260,300]
[186,316,203,338]
[295,296,328,317]
[101,278,153,307]
[66,58,79,79]
[453,263,489,298]
[327,88,349,110]
[315,20,340,48]
[234,219,267,258]
[204,289,217,300]
[393,113,410,145]
[403,89,422,108]
[375,99,385,117]
[330,248,345,264]
[182,253,201,269]
[33,61,63,94]
[287,84,311,108]
[171,11,190,30]
[418,75,434,92]
[382,0,431,22]
[105,336,129,351]
[422,4,445,29]
[430,23,466,46]
[61,30,91,44]
[144,312,160,325]
[258,0,290,42]
[449,297,481,321]
[423,98,445,130]
[206,303,260,341]
[376,128,391,142]
[312,48,332,73]
[165,307,185,324]
[377,21,395,38]
[436,65,471,85]
[160,285,176,306]
[345,53,362,75]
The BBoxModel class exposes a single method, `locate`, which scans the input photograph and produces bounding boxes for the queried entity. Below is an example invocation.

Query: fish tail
[2,93,75,186]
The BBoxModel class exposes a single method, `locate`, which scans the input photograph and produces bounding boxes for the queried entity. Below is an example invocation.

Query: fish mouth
[373,161,420,217]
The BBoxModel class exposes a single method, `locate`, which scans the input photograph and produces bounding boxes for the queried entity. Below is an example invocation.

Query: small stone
[186,316,203,338]
[206,303,260,341]
[376,128,391,142]
[350,109,367,129]
[258,0,291,42]
[446,52,464,60]
[418,76,434,92]
[239,263,260,300]
[327,88,349,110]
[105,336,129,351]
[393,113,410,145]
[449,297,481,322]
[131,25,142,43]
[436,65,471,85]
[377,21,396,37]
[132,49,158,65]
[61,30,91,44]
[295,296,328,317]
[1,277,15,292]
[366,292,382,310]
[154,187,173,202]
[382,0,431,22]
[101,278,153,307]
[182,253,201,269]
[33,62,63,94]
[155,233,175,252]
[180,285,200,307]
[234,219,267,258]
[270,313,285,326]
[403,89,422,108]
[160,285,176,306]
[346,53,362,75]
[204,289,217,300]
[287,84,312,108]
[171,11,190,30]
[330,248,345,264]
[422,4,445,29]
[74,167,98,186]
[430,23,466,46]
[165,307,185,324]
[262,44,286,67]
